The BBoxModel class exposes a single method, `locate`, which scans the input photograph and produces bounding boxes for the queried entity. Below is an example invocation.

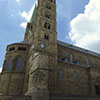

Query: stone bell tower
[25,0,57,100]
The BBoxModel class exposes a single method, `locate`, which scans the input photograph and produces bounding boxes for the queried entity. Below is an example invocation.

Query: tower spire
[29,2,38,23]
[24,1,38,39]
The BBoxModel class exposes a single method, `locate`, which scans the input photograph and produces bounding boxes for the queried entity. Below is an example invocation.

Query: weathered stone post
[26,53,49,100]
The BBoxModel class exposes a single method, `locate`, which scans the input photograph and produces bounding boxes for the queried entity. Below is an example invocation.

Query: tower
[25,0,57,100]
[0,0,57,99]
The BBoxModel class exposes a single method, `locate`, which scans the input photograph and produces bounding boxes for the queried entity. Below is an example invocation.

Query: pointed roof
[7,40,29,47]
[57,40,100,57]
[29,1,38,23]
[19,40,29,44]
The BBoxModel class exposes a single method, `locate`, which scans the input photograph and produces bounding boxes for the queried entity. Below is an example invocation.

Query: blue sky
[0,0,92,68]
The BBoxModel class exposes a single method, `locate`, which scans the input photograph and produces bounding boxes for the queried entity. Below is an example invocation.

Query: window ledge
[58,60,90,68]
[1,71,25,74]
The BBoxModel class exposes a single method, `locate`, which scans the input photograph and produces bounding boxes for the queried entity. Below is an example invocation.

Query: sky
[1,0,100,71]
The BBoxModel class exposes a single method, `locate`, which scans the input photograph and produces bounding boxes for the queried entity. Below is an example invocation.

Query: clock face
[40,43,45,48]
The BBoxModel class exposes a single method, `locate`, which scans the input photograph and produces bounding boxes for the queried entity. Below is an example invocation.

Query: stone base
[0,95,31,100]
[50,92,100,100]
[26,88,49,100]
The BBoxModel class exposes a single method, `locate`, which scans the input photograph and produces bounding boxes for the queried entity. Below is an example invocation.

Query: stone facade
[1,0,100,100]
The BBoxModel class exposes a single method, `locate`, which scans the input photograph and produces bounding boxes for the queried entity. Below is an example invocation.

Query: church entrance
[95,85,100,95]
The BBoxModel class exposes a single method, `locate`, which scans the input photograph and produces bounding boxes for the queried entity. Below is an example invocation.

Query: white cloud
[20,22,27,28]
[20,3,36,28]
[16,0,20,4]
[69,0,100,53]
[0,67,2,73]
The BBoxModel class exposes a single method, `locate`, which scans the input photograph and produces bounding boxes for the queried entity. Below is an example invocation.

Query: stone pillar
[26,54,49,100]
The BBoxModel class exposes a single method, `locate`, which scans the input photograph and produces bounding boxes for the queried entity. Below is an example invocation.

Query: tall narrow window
[46,4,51,10]
[77,61,80,65]
[46,13,50,19]
[74,72,77,80]
[44,34,49,40]
[44,22,51,29]
[85,74,88,83]
[44,22,47,28]
[59,69,63,80]
[70,54,73,62]
[7,57,12,71]
[50,0,53,3]
[86,58,89,66]
[18,47,26,51]
[16,57,23,71]
[9,47,15,52]
[54,0,55,4]
[48,24,50,29]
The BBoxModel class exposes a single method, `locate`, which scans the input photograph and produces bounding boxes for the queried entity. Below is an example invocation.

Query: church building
[0,0,100,100]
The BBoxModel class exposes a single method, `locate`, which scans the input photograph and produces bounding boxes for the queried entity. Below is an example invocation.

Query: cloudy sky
[1,0,100,70]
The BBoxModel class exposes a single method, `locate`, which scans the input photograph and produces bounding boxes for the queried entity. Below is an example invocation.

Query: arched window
[44,34,49,40]
[45,13,51,19]
[27,24,33,30]
[44,22,47,28]
[9,47,15,52]
[50,0,53,3]
[70,54,73,62]
[46,4,51,9]
[28,24,30,28]
[18,47,26,51]
[48,24,50,29]
[59,69,63,80]
[44,22,51,29]
[86,58,89,66]
[7,57,12,71]
[74,72,77,80]
[49,0,55,4]
[16,57,23,71]
[85,74,88,83]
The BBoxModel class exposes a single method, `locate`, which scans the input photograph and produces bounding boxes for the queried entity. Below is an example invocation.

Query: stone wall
[0,95,31,100]
[56,44,100,95]
[55,62,90,95]
[0,72,25,95]
[57,44,100,67]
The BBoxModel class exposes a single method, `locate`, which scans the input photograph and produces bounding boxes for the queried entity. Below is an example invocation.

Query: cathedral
[1,0,100,100]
